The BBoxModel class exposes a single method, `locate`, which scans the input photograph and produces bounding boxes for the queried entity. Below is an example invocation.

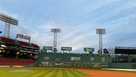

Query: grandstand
[0,36,40,65]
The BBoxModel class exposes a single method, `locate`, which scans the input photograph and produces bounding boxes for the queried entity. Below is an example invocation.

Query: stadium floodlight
[0,14,18,38]
[0,14,18,25]
[51,28,61,53]
[96,28,106,55]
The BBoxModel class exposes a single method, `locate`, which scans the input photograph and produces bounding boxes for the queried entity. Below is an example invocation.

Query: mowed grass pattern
[0,68,86,77]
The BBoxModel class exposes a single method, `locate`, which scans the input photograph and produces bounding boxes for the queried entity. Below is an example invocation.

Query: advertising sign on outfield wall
[43,46,53,50]
[84,48,95,54]
[61,47,72,51]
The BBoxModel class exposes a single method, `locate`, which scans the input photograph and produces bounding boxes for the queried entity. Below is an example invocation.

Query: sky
[0,0,136,53]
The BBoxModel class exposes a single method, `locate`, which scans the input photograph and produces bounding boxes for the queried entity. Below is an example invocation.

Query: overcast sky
[0,0,136,52]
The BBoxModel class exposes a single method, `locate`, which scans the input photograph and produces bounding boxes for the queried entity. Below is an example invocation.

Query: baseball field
[0,67,136,77]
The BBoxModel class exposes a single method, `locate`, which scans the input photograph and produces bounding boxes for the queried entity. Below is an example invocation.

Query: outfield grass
[0,68,86,77]
[0,67,136,77]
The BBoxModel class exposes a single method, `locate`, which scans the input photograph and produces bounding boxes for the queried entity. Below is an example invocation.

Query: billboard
[43,46,53,51]
[16,34,31,42]
[61,47,72,51]
[84,48,95,53]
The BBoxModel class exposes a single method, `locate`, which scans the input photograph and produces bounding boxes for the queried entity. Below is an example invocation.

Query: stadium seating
[0,57,35,65]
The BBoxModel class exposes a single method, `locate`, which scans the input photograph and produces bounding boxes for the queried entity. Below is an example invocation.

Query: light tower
[96,28,106,55]
[51,28,61,53]
[0,14,18,38]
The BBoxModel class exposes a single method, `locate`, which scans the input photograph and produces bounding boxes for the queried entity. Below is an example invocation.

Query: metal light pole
[96,28,106,55]
[4,23,10,38]
[51,28,61,53]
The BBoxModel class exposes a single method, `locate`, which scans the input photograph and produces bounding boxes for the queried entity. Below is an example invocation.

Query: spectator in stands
[103,48,109,54]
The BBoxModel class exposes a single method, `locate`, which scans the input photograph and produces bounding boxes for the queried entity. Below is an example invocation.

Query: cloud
[1,0,136,53]
[0,9,19,19]
[19,21,99,53]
